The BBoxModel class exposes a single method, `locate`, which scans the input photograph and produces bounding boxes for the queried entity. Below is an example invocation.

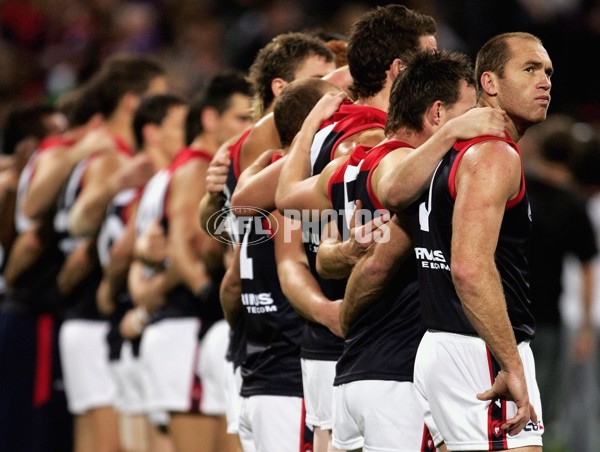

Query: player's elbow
[451,259,482,296]
[68,209,94,237]
[274,189,290,215]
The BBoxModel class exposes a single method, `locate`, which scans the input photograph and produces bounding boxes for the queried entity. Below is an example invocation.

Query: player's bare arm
[275,214,342,337]
[231,149,283,215]
[376,107,506,211]
[316,199,390,280]
[167,160,211,295]
[275,91,347,212]
[69,152,153,237]
[451,140,536,435]
[23,128,114,220]
[220,243,243,328]
[339,215,411,336]
[199,142,231,236]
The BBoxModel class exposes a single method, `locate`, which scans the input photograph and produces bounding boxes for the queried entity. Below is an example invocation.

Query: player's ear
[425,100,443,128]
[480,71,498,96]
[271,77,288,99]
[390,58,404,78]
[201,107,218,134]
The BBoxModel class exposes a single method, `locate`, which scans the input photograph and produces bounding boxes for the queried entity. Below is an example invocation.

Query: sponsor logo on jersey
[241,292,278,314]
[414,247,450,271]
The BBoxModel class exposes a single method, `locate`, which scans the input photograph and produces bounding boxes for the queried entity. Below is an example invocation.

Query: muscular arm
[69,153,153,237]
[96,208,137,316]
[220,243,243,328]
[3,227,44,289]
[316,199,391,280]
[23,129,114,220]
[238,114,280,173]
[127,260,173,311]
[57,237,97,297]
[128,220,181,313]
[199,144,231,237]
[168,160,211,295]
[451,141,534,434]
[231,150,283,215]
[375,107,506,211]
[340,215,411,335]
[276,214,342,337]
[275,91,347,212]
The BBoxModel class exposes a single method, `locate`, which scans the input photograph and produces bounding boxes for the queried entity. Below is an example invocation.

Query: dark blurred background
[0,0,599,132]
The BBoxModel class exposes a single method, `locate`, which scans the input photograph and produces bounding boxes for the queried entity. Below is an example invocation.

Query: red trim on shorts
[299,398,313,452]
[188,342,203,414]
[33,314,54,407]
[486,347,508,450]
[421,424,435,452]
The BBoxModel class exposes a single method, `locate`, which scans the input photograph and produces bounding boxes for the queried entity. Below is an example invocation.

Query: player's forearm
[57,241,95,297]
[198,192,226,236]
[316,239,357,279]
[453,262,523,374]
[169,244,211,295]
[380,129,457,211]
[340,248,395,335]
[275,122,320,211]
[128,261,171,312]
[231,160,281,215]
[23,152,80,220]
[3,230,44,288]
[69,183,120,237]
[220,267,242,328]
[279,259,333,323]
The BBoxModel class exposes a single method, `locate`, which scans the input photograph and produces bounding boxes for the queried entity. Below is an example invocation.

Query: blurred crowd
[1,0,600,127]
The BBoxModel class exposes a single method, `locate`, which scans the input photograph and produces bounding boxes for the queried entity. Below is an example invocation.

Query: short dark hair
[274,78,341,147]
[185,71,252,144]
[2,103,56,155]
[58,84,102,128]
[386,49,474,135]
[347,5,437,100]
[247,32,334,117]
[90,53,166,118]
[133,94,186,150]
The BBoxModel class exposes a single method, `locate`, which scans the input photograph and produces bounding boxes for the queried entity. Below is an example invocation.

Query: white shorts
[238,395,310,452]
[139,317,201,414]
[332,380,435,452]
[110,340,145,415]
[59,319,117,415]
[413,331,544,451]
[224,361,242,434]
[197,319,229,415]
[301,358,336,431]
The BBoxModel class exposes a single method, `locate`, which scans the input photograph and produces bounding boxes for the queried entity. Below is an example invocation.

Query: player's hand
[342,200,391,263]
[114,154,155,190]
[120,307,148,339]
[71,126,115,160]
[450,107,506,140]
[304,91,349,129]
[477,369,537,436]
[206,150,231,198]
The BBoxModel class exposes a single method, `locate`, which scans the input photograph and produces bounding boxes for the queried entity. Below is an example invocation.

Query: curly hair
[247,32,334,117]
[347,5,436,100]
